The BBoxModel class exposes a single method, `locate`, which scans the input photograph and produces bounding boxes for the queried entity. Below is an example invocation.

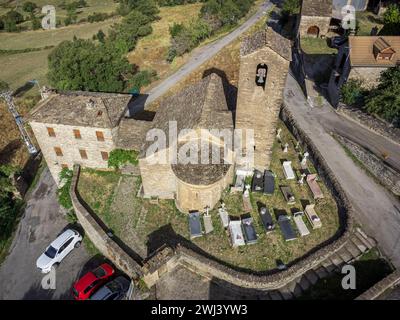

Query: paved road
[128,0,273,115]
[313,106,400,172]
[0,168,91,300]
[284,73,400,268]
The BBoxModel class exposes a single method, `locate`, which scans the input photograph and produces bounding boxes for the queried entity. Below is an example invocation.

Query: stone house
[28,91,133,185]
[298,0,333,38]
[138,73,235,212]
[235,27,291,171]
[328,35,400,106]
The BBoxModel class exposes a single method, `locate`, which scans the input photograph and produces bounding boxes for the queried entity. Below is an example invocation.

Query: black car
[90,276,130,300]
[259,206,275,233]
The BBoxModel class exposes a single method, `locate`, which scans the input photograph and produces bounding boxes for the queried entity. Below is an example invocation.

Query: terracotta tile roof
[349,36,400,67]
[301,0,332,17]
[241,27,292,61]
[28,91,132,128]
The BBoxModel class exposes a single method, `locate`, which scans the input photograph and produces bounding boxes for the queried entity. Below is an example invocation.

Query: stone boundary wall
[70,165,143,280]
[337,104,400,146]
[142,105,355,290]
[356,270,400,300]
[335,135,400,196]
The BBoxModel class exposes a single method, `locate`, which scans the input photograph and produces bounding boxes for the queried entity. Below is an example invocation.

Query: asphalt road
[284,73,400,268]
[127,0,273,115]
[0,168,92,300]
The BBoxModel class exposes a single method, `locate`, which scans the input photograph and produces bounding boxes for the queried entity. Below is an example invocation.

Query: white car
[36,229,82,273]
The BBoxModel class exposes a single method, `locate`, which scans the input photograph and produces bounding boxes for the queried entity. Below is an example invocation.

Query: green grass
[301,37,338,55]
[77,121,340,272]
[0,0,118,23]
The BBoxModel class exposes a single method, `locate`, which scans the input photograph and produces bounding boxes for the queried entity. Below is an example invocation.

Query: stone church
[28,27,292,213]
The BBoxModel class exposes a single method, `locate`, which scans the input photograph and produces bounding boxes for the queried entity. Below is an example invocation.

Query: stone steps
[351,236,368,253]
[355,230,375,250]
[344,241,363,258]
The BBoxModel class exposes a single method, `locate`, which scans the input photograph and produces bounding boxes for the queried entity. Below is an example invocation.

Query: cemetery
[77,121,340,272]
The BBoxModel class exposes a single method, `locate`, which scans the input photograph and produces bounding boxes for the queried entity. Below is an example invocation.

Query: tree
[96,29,106,43]
[282,0,300,16]
[340,79,365,106]
[48,38,134,92]
[118,0,159,20]
[380,4,400,35]
[2,10,24,32]
[365,67,400,126]
[31,13,41,30]
[0,80,10,93]
[22,1,37,13]
[108,149,139,169]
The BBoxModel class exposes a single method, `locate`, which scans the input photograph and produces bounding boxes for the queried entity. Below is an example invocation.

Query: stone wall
[356,270,400,300]
[335,134,400,195]
[235,47,290,170]
[70,165,143,280]
[175,165,234,213]
[30,121,115,185]
[142,105,355,290]
[337,104,400,146]
[299,16,331,38]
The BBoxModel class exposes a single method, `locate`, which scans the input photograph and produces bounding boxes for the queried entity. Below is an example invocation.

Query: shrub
[108,149,139,169]
[57,168,73,210]
[129,69,157,91]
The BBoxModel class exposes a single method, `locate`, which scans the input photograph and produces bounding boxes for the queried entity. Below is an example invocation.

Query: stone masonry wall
[235,47,290,171]
[335,134,400,195]
[337,104,400,145]
[70,165,143,279]
[30,121,115,185]
[299,16,331,38]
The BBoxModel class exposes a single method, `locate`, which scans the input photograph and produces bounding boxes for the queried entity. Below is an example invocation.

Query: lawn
[0,0,118,24]
[77,121,340,272]
[301,37,338,55]
[356,11,384,36]
[127,3,203,84]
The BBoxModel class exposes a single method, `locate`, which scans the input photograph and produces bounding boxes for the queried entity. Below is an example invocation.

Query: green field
[0,0,118,21]
[0,18,118,50]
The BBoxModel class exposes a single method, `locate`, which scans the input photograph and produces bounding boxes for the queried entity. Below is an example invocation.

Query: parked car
[72,263,115,300]
[90,276,131,300]
[36,229,82,273]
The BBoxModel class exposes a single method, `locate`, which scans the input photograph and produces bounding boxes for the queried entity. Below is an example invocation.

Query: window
[54,147,63,157]
[101,151,109,161]
[61,164,68,169]
[96,131,105,142]
[79,149,88,160]
[58,238,73,254]
[47,127,56,137]
[73,129,81,139]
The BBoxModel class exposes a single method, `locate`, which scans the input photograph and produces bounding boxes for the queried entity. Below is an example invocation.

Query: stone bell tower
[235,27,292,171]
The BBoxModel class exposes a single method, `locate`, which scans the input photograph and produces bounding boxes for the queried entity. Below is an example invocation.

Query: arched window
[307,26,320,38]
[255,63,268,89]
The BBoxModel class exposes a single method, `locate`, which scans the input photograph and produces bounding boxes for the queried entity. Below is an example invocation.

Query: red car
[72,263,115,300]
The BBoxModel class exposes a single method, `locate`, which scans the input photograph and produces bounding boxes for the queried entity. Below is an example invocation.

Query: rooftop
[240,27,292,61]
[301,0,332,17]
[114,117,153,151]
[349,36,400,67]
[28,90,133,128]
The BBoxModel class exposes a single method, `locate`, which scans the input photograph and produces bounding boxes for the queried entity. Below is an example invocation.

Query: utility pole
[0,91,38,155]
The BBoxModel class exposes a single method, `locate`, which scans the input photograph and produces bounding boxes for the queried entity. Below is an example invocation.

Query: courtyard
[77,121,339,272]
